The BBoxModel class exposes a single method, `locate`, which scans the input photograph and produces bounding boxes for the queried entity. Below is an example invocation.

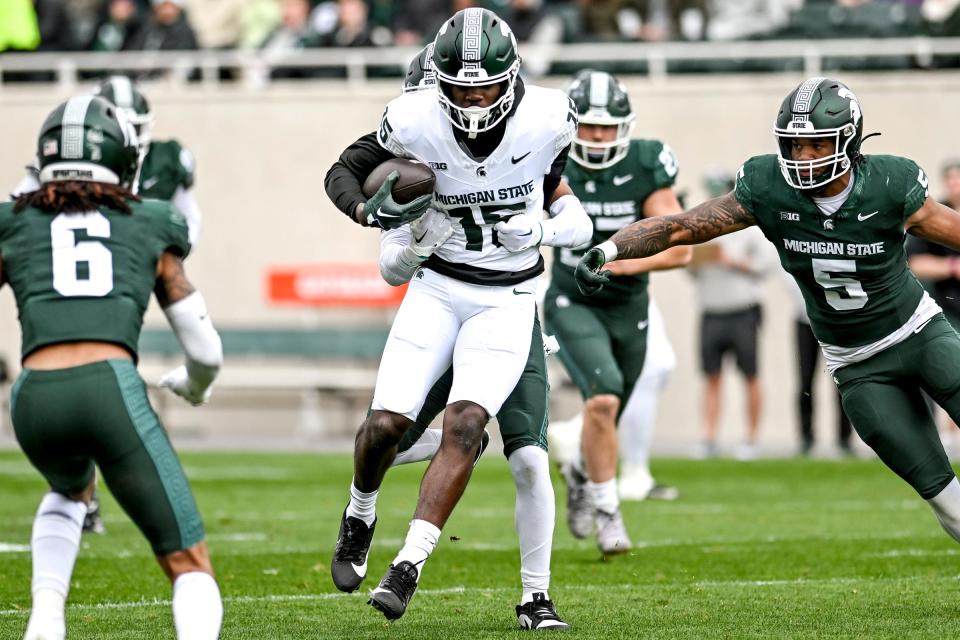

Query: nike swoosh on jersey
[511,152,531,164]
[141,176,159,190]
[612,174,634,186]
[857,211,879,221]
[637,320,649,330]
[513,289,533,295]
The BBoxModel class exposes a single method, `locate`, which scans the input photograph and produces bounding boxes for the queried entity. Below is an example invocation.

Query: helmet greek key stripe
[62,95,93,160]
[589,72,609,108]
[793,76,826,121]
[462,8,482,67]
[110,75,134,109]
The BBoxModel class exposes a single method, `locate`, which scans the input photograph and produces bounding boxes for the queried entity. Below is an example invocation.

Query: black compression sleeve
[543,144,571,204]
[324,132,397,224]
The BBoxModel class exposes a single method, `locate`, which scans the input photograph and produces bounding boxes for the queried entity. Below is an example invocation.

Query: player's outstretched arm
[324,131,397,226]
[906,196,960,252]
[576,191,755,295]
[154,252,223,405]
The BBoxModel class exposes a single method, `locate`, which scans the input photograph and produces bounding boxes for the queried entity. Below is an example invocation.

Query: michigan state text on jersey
[577,76,960,560]
[324,8,590,630]
[543,70,689,555]
[4,95,224,640]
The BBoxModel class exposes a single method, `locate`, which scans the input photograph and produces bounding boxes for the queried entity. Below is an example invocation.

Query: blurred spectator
[391,0,450,46]
[34,0,73,50]
[708,0,792,41]
[187,0,247,49]
[125,0,200,50]
[0,0,40,51]
[315,0,382,47]
[261,0,322,78]
[239,0,281,49]
[690,170,778,460]
[90,0,144,51]
[785,275,853,456]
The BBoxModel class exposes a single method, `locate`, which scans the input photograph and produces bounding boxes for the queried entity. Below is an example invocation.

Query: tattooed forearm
[610,192,756,260]
[155,254,196,307]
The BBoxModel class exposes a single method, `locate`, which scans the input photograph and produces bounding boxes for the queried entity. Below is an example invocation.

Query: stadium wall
[1,72,958,454]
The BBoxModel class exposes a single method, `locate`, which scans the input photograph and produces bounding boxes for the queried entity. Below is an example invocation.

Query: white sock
[619,372,666,469]
[587,479,620,515]
[345,479,378,526]
[393,518,440,578]
[509,446,553,600]
[928,477,960,543]
[391,428,442,467]
[31,492,86,599]
[172,571,223,640]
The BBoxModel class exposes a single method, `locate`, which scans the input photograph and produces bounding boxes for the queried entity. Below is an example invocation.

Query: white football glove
[494,215,543,252]
[408,208,453,259]
[543,333,560,356]
[159,365,213,406]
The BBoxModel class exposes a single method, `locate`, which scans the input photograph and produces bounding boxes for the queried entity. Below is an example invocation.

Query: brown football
[362,158,436,205]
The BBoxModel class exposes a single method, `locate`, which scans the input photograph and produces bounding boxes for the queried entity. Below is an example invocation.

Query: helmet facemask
[775,123,857,190]
[435,58,520,139]
[571,114,635,170]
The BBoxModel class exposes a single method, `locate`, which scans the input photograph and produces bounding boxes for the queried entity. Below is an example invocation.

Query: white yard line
[3,576,959,617]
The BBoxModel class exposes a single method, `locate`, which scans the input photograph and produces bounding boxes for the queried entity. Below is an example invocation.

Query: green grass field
[1,450,959,639]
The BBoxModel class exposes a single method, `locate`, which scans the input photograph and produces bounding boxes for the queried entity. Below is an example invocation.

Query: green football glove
[364,170,433,230]
[575,247,612,296]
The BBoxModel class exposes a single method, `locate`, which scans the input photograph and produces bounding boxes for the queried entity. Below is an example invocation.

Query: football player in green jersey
[5,96,223,640]
[12,76,202,246]
[545,70,690,554]
[578,76,960,547]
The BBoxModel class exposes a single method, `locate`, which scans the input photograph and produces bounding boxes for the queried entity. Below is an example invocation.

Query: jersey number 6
[51,212,114,297]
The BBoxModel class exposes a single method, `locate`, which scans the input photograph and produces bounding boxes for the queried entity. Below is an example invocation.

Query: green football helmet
[431,8,520,137]
[94,75,153,158]
[37,95,140,188]
[774,77,864,190]
[567,69,635,170]
[403,43,437,94]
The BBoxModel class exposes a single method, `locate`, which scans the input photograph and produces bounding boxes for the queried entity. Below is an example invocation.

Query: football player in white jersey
[324,9,591,629]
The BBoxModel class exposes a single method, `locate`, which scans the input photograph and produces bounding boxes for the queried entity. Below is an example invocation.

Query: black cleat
[368,561,420,620]
[474,430,491,466]
[516,592,570,631]
[331,508,376,592]
[82,495,105,534]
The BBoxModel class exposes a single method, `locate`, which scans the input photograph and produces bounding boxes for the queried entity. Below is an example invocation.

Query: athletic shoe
[82,494,105,535]
[734,441,758,461]
[368,561,419,620]
[331,508,376,592]
[23,614,65,640]
[516,592,570,631]
[560,462,592,539]
[474,429,491,466]
[645,483,680,501]
[595,509,632,555]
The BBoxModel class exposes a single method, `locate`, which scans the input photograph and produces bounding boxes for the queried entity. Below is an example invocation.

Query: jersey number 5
[51,212,114,297]
[812,258,867,311]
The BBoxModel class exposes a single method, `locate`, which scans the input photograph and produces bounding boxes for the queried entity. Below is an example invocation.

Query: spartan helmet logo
[823,218,835,231]
[476,166,487,177]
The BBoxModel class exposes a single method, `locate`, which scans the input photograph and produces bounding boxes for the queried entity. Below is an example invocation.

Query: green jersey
[0,199,190,360]
[551,138,678,305]
[735,154,929,347]
[139,140,194,200]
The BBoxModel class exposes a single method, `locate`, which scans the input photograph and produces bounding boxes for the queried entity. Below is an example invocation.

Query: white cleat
[595,509,632,556]
[23,613,65,640]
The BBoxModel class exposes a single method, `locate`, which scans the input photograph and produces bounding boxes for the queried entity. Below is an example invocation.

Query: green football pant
[397,314,549,459]
[12,359,205,555]
[835,314,960,499]
[543,290,648,417]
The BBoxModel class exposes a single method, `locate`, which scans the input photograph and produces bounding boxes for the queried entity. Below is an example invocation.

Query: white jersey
[377,85,576,283]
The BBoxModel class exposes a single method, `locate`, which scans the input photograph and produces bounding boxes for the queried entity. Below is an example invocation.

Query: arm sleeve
[379,225,423,285]
[171,186,202,247]
[734,161,756,215]
[542,144,570,204]
[903,160,930,220]
[324,131,397,223]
